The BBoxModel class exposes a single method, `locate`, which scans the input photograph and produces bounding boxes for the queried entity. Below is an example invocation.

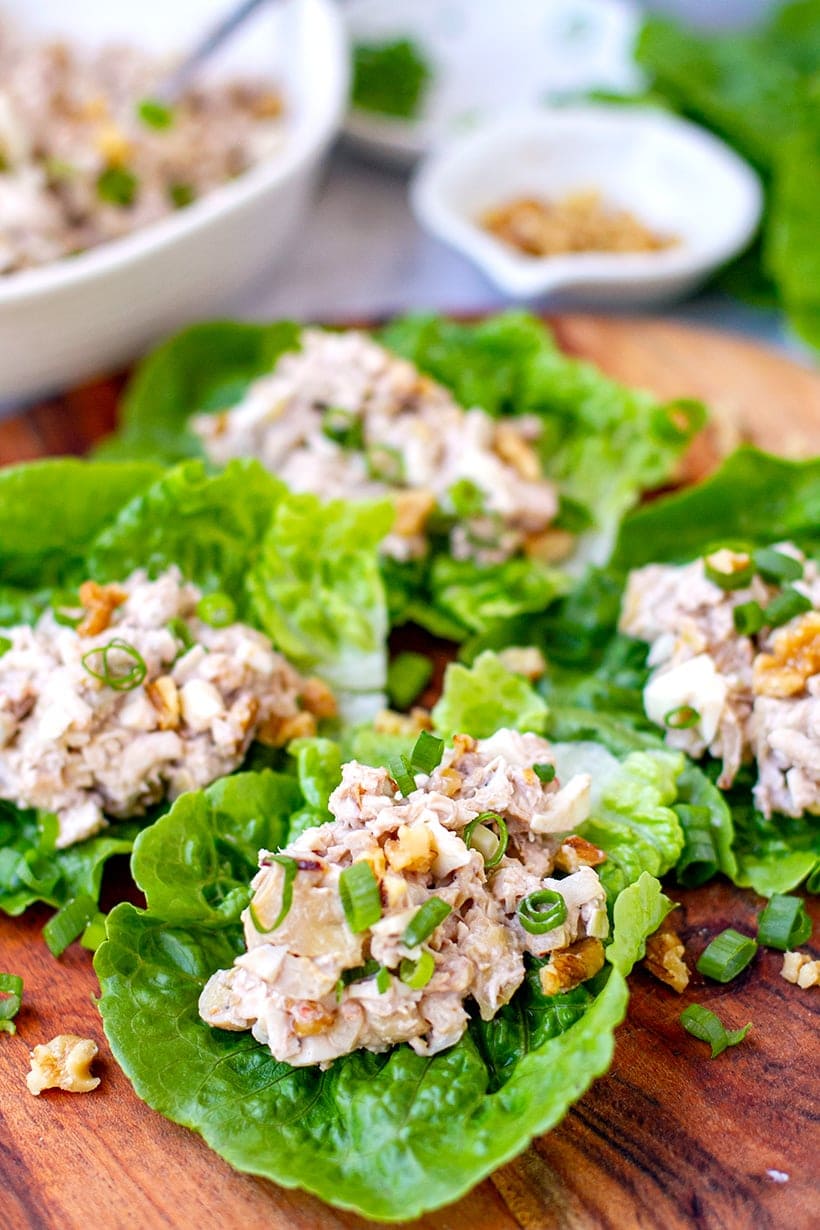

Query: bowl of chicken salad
[0,0,347,405]
[1,311,818,1223]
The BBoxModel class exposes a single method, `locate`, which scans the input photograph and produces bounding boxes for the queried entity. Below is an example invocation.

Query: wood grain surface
[1,315,819,1230]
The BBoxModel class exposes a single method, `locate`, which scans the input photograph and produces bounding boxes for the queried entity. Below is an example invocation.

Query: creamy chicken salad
[192,328,560,564]
[0,19,285,274]
[200,729,608,1065]
[0,567,333,846]
[621,543,820,818]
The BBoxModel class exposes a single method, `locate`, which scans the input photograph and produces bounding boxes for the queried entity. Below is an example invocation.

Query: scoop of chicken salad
[0,566,333,847]
[199,728,610,1066]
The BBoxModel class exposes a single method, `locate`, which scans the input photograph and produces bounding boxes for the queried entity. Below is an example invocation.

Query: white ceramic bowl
[0,0,348,406]
[411,106,763,306]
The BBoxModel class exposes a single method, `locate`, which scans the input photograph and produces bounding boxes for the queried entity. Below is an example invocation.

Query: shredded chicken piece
[0,567,321,845]
[26,1035,100,1095]
[497,646,547,681]
[199,729,608,1067]
[191,330,559,564]
[780,951,820,989]
[643,918,690,992]
[620,545,820,816]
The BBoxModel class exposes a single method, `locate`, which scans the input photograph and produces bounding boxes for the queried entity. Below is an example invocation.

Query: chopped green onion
[403,897,451,948]
[352,37,432,120]
[375,966,391,994]
[339,861,382,932]
[0,972,23,1035]
[167,617,195,655]
[340,959,381,988]
[80,912,108,952]
[366,443,405,484]
[463,811,508,869]
[196,592,236,628]
[763,586,812,629]
[43,894,96,957]
[757,894,812,951]
[675,804,718,888]
[651,398,706,443]
[696,928,757,982]
[387,754,416,796]
[321,406,364,450]
[44,157,76,182]
[517,888,567,935]
[249,855,298,933]
[664,705,700,730]
[400,950,435,989]
[97,165,138,207]
[733,600,765,636]
[447,478,485,519]
[533,762,556,783]
[0,635,11,658]
[169,182,196,209]
[680,1004,751,1058]
[387,651,432,710]
[81,638,147,691]
[703,550,755,590]
[410,730,444,775]
[753,547,803,584]
[52,591,83,627]
[136,98,175,129]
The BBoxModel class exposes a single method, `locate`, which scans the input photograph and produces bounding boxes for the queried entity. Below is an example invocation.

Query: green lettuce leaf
[606,872,676,976]
[717,768,820,896]
[432,651,549,740]
[96,767,666,1220]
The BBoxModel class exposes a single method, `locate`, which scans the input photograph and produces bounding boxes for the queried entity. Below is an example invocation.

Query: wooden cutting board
[1,316,819,1230]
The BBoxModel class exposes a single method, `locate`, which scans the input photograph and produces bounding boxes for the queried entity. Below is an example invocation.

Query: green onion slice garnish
[321,406,364,450]
[402,897,452,948]
[399,950,435,989]
[463,811,508,870]
[0,635,11,658]
[169,182,196,209]
[340,959,381,988]
[696,928,757,982]
[97,165,139,207]
[410,730,444,775]
[43,894,96,957]
[447,478,485,519]
[366,443,405,484]
[753,547,803,584]
[81,638,147,691]
[387,651,433,710]
[733,600,765,636]
[517,888,567,935]
[680,1004,751,1058]
[136,97,175,129]
[376,966,391,994]
[675,804,718,888]
[387,753,416,796]
[79,912,108,952]
[51,589,83,627]
[763,586,812,629]
[249,855,298,933]
[703,549,755,591]
[664,705,700,730]
[167,617,195,655]
[339,861,382,933]
[651,398,706,443]
[533,762,556,783]
[196,592,237,628]
[0,972,23,1034]
[757,894,812,951]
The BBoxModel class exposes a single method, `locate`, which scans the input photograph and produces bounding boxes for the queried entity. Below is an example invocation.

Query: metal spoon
[157,0,279,102]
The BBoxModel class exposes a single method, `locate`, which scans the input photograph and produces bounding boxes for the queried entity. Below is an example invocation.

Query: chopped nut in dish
[199,728,609,1067]
[780,951,820,988]
[26,1035,100,1095]
[480,192,677,259]
[0,566,328,847]
[644,918,690,993]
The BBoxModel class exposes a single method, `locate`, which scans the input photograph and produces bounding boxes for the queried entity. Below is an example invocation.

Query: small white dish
[411,106,764,305]
[344,0,642,167]
[0,0,348,407]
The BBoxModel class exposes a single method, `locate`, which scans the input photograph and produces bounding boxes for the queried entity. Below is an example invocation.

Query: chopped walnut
[384,824,436,874]
[290,1001,336,1038]
[373,707,433,736]
[393,489,436,538]
[26,1035,100,1095]
[523,528,575,564]
[753,612,820,699]
[493,422,541,481]
[780,951,820,988]
[539,937,605,996]
[643,918,690,993]
[435,766,463,798]
[554,835,607,874]
[497,646,547,681]
[480,192,677,258]
[256,710,316,747]
[94,124,132,166]
[76,580,127,637]
[300,677,337,720]
[146,675,180,730]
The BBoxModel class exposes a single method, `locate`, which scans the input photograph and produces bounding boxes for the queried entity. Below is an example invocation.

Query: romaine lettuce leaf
[95,768,667,1220]
[432,651,549,739]
[606,872,676,976]
[716,768,820,896]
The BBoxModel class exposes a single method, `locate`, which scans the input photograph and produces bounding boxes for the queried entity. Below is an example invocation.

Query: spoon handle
[159,0,278,101]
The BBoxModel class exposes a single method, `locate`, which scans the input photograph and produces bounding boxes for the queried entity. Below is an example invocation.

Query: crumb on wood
[26,1034,100,1095]
[643,916,690,992]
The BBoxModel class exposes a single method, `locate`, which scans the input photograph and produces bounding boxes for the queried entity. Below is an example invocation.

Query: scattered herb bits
[757,894,812,951]
[387,754,416,797]
[402,897,451,948]
[97,165,139,207]
[463,811,508,869]
[339,861,382,933]
[517,888,567,935]
[664,705,700,730]
[696,928,757,983]
[763,586,812,628]
[0,973,23,1035]
[680,1004,751,1058]
[136,98,175,130]
[753,547,803,584]
[533,762,556,783]
[410,730,444,775]
[675,804,718,887]
[733,599,765,636]
[703,548,755,590]
[249,855,298,933]
[43,894,97,957]
[81,638,147,691]
[196,592,236,628]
